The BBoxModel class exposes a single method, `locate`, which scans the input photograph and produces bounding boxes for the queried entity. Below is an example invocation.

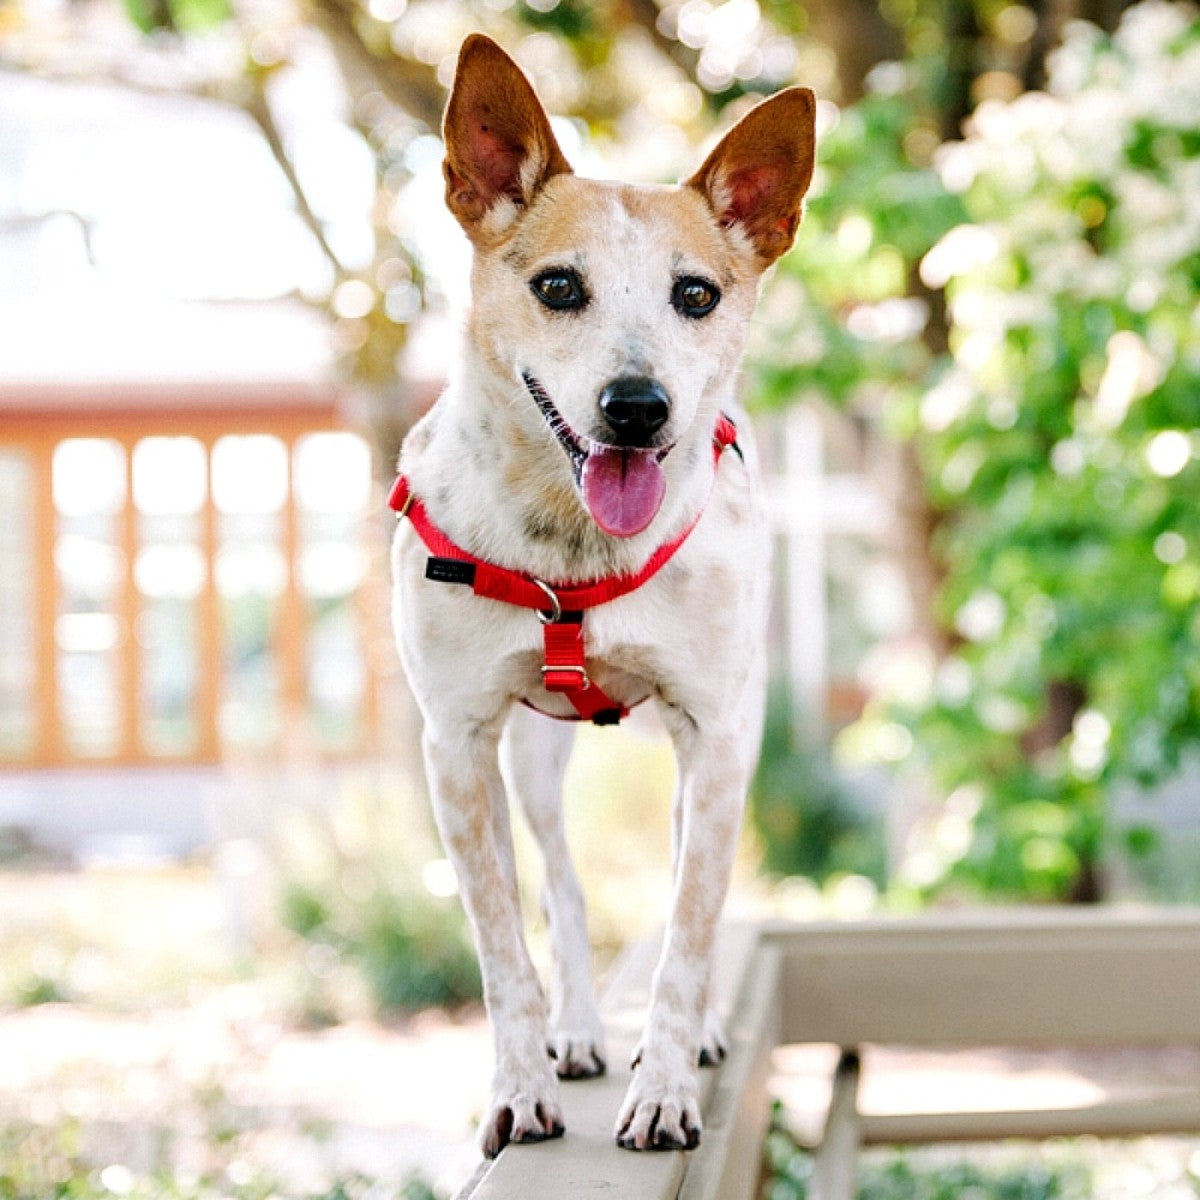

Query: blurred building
[0,73,391,853]
[0,333,385,770]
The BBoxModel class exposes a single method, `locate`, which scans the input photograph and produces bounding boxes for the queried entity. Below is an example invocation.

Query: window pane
[294,433,372,752]
[294,431,371,513]
[53,438,125,758]
[214,435,286,753]
[53,437,126,516]
[0,451,35,757]
[212,434,287,515]
[133,437,206,756]
[133,436,206,516]
[137,599,200,756]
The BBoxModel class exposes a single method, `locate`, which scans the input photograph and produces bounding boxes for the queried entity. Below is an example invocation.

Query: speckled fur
[391,34,814,1157]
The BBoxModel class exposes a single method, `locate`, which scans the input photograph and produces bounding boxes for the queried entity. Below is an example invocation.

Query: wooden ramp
[458,909,1200,1200]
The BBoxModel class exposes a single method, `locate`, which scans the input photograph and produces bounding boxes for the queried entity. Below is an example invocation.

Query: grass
[0,1119,436,1199]
[764,1119,1200,1199]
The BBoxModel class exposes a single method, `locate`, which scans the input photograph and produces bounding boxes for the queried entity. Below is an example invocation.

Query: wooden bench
[457,908,1200,1200]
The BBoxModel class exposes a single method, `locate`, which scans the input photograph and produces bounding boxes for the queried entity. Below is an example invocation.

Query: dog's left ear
[443,34,573,240]
[686,87,817,269]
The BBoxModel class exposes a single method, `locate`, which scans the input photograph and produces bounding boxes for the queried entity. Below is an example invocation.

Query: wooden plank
[460,924,767,1200]
[461,941,686,1200]
[810,1050,862,1200]
[860,1092,1200,1144]
[769,910,1200,1048]
[460,911,1200,1199]
[678,944,781,1200]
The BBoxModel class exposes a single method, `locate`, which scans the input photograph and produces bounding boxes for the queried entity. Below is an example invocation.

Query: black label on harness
[426,557,476,587]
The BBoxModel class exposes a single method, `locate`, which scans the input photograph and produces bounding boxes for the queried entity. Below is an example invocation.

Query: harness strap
[541,617,626,725]
[389,414,740,724]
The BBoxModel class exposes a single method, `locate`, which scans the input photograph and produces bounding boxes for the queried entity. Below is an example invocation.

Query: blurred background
[1,0,1199,1196]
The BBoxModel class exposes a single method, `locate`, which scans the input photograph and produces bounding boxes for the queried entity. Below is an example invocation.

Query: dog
[390,33,814,1156]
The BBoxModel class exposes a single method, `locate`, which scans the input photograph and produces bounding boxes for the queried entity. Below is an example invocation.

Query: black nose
[598,376,670,447]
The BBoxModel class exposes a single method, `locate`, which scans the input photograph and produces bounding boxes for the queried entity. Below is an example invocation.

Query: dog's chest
[393,502,762,723]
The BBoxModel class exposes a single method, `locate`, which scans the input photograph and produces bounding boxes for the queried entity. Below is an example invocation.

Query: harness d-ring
[533,578,562,625]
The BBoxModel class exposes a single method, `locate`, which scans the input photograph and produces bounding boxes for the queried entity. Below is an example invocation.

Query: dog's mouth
[522,372,671,539]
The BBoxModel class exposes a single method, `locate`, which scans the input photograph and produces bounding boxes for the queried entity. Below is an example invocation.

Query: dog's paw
[479,1076,565,1158]
[614,1071,702,1151]
[547,1028,607,1080]
[698,1007,728,1067]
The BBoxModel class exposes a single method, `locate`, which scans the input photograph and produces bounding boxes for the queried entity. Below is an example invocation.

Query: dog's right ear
[443,34,573,241]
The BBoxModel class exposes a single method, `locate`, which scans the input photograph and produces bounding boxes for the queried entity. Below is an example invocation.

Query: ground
[0,999,488,1196]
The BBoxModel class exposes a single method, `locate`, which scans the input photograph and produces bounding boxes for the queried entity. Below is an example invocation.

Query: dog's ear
[443,34,572,239]
[685,87,816,269]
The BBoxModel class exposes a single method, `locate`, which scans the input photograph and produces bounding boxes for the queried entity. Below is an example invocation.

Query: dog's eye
[672,276,721,318]
[531,269,587,312]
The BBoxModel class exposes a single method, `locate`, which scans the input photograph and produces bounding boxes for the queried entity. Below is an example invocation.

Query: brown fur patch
[443,35,572,241]
[497,176,751,291]
[686,88,817,267]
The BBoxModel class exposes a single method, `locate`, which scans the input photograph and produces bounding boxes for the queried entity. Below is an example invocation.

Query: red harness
[389,415,740,725]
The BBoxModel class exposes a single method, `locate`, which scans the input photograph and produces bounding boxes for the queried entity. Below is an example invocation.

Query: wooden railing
[457,909,1200,1200]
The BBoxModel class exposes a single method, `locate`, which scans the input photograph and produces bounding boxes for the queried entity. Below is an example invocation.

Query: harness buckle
[542,664,590,689]
[532,578,563,625]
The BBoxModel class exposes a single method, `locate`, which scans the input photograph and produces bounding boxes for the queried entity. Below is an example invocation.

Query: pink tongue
[581,446,666,537]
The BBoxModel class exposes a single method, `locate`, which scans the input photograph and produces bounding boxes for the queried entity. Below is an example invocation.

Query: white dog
[390,33,814,1156]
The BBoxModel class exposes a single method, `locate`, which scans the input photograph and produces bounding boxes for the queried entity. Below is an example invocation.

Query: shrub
[752,1,1200,901]
[274,774,480,1017]
[750,687,887,886]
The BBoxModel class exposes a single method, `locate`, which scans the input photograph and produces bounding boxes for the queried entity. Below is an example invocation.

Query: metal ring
[532,578,562,624]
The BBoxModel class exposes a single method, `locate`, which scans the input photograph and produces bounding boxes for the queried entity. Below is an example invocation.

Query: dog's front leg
[615,723,748,1150]
[422,723,564,1157]
[500,706,606,1079]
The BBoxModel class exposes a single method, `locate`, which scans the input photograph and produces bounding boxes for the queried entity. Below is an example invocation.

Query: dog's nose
[598,376,670,446]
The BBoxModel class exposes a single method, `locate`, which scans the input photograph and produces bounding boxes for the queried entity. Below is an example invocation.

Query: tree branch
[623,0,703,80]
[242,74,349,280]
[308,0,445,130]
[0,56,348,285]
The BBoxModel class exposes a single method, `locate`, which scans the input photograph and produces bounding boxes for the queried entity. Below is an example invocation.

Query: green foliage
[750,86,965,421]
[764,1114,1200,1198]
[280,874,480,1014]
[754,2,1200,901]
[275,779,481,1016]
[750,686,886,884]
[121,0,230,34]
[355,887,481,1011]
[13,970,68,1007]
[516,0,596,39]
[895,3,1200,897]
[764,1126,1090,1200]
